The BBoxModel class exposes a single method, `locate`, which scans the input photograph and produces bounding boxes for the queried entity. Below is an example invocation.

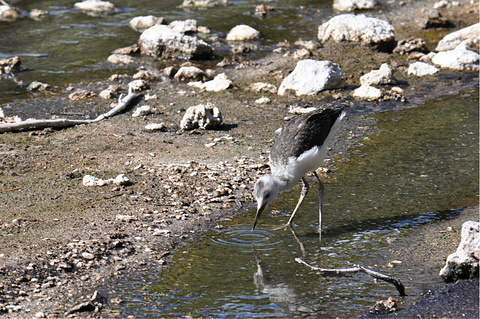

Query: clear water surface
[0,0,330,103]
[108,90,478,317]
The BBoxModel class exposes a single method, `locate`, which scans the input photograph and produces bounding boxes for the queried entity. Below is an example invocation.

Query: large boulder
[439,221,479,282]
[278,59,345,96]
[138,25,213,59]
[435,23,479,52]
[432,42,479,71]
[318,14,395,51]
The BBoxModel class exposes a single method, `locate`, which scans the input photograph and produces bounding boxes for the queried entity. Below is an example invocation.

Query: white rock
[145,93,157,100]
[138,24,213,59]
[0,5,20,22]
[226,24,261,41]
[255,97,271,104]
[83,175,106,187]
[439,221,479,282]
[153,229,171,236]
[107,54,135,65]
[432,42,479,71]
[408,61,439,76]
[99,85,120,99]
[128,79,148,91]
[145,123,166,131]
[187,81,204,89]
[99,89,114,99]
[129,15,164,32]
[180,102,223,130]
[278,59,345,96]
[82,252,95,260]
[181,0,218,7]
[352,85,383,100]
[205,142,216,148]
[168,19,197,33]
[433,0,449,8]
[74,0,115,12]
[360,63,396,86]
[133,69,158,80]
[197,26,211,34]
[29,9,49,19]
[435,23,479,51]
[116,214,137,222]
[293,48,311,59]
[318,14,395,50]
[132,105,152,117]
[139,25,176,53]
[113,174,130,186]
[249,82,277,94]
[333,0,376,12]
[27,81,50,91]
[288,105,318,114]
[174,66,205,81]
[200,73,232,92]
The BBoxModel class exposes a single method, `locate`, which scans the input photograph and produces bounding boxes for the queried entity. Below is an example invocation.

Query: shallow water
[108,90,478,317]
[0,0,329,104]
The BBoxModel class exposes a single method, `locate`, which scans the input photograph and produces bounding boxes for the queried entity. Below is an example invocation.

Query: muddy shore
[1,0,479,317]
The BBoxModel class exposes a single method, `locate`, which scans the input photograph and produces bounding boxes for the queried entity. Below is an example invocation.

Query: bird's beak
[252,203,266,230]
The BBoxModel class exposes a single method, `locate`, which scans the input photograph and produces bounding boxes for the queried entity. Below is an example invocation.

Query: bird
[252,107,346,233]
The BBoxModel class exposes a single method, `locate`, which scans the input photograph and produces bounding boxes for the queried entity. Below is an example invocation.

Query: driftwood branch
[295,258,406,296]
[0,88,138,133]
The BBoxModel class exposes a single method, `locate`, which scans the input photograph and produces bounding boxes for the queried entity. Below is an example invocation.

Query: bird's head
[253,175,280,230]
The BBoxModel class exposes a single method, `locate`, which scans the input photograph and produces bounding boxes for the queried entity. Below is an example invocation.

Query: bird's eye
[265,193,271,199]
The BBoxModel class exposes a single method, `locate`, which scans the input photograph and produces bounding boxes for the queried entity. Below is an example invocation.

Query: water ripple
[211,226,281,249]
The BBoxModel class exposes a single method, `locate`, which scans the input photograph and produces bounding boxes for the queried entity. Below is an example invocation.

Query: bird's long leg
[285,177,309,227]
[314,171,324,236]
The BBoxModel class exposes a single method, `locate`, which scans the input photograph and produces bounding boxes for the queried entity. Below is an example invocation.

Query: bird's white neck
[270,173,293,192]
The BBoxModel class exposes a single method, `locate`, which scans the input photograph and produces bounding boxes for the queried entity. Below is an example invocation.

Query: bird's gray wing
[270,108,343,165]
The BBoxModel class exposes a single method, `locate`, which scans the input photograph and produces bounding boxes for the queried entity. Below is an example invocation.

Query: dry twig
[0,187,21,193]
[295,258,406,296]
[0,88,138,133]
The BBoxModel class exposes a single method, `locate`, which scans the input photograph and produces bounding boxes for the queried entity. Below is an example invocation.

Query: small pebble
[82,252,95,260]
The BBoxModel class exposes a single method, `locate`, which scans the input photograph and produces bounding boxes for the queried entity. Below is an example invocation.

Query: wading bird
[252,108,346,233]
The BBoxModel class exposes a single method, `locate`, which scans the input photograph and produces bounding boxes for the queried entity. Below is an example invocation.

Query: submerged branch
[295,258,406,296]
[0,88,138,133]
